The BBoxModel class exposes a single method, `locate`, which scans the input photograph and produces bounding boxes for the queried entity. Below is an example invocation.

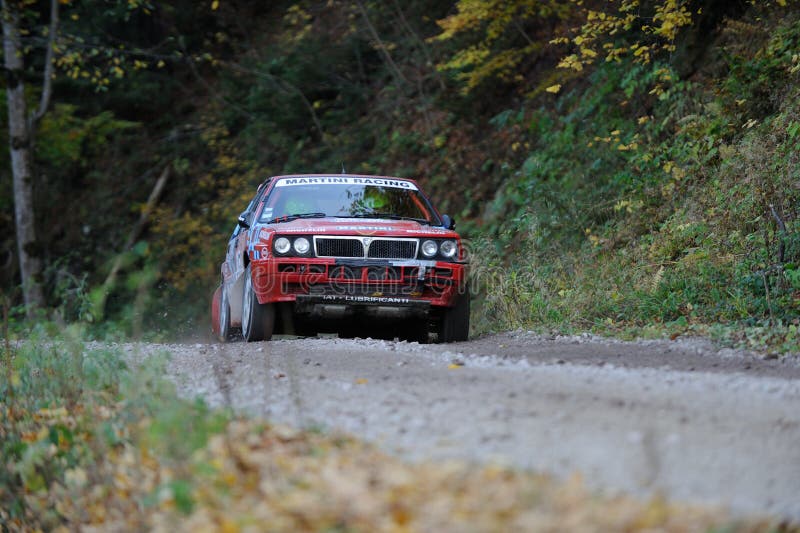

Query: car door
[229,180,271,286]
[222,223,241,285]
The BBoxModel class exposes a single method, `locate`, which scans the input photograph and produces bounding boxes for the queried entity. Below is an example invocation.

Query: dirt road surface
[126,332,800,520]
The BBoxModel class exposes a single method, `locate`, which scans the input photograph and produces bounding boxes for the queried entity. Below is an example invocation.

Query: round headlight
[293,237,311,255]
[421,240,438,258]
[440,240,458,258]
[274,237,291,254]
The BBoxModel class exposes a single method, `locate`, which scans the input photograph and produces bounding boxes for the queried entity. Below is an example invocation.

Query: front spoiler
[294,294,430,320]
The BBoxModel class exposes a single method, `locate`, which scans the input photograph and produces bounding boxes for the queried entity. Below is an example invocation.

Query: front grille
[314,237,419,259]
[316,238,363,258]
[367,239,417,259]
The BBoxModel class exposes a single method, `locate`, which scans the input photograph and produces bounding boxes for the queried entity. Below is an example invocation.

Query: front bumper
[294,294,430,320]
[250,257,467,308]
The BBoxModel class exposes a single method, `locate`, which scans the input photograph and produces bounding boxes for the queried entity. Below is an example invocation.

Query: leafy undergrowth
[469,7,800,357]
[2,337,793,532]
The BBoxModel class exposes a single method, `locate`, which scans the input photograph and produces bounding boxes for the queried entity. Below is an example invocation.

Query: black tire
[218,282,236,342]
[242,265,275,342]
[437,291,470,343]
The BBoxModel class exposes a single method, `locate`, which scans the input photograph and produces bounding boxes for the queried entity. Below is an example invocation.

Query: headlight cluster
[273,236,312,256]
[420,239,459,260]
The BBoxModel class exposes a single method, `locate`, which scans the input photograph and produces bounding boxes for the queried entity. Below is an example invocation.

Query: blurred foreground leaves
[2,404,784,532]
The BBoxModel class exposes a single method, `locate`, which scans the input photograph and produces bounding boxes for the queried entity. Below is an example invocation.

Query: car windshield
[258,176,438,224]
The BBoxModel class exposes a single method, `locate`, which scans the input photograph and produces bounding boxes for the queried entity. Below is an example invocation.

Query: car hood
[256,218,458,238]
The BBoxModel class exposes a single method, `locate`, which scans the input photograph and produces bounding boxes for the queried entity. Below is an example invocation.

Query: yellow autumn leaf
[355,378,368,384]
[211,0,219,10]
[545,84,561,94]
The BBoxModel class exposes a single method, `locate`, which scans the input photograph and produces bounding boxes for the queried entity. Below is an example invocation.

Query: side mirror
[441,214,455,230]
[237,211,250,229]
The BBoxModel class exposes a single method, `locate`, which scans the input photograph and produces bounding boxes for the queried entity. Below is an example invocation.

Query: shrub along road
[126,333,800,520]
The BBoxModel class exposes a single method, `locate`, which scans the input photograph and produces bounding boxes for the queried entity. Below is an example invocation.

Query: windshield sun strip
[256,182,442,226]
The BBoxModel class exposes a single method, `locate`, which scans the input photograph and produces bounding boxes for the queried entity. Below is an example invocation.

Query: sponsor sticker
[278,226,333,233]
[275,176,418,190]
[321,294,411,304]
[335,225,394,232]
[413,228,450,234]
[275,225,396,233]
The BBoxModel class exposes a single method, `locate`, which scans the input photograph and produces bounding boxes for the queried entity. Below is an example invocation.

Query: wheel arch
[228,272,246,327]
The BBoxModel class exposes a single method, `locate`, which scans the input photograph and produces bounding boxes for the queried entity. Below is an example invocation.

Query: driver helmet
[363,188,388,210]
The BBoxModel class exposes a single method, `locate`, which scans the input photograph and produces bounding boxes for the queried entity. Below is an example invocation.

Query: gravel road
[125,332,800,520]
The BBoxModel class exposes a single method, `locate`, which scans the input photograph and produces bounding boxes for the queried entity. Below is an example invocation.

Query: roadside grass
[2,325,792,531]
[470,245,800,358]
[470,238,800,357]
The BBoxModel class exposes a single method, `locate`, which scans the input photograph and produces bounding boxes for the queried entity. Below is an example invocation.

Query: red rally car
[210,174,469,343]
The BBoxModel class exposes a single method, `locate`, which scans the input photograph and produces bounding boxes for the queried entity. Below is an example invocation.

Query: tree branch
[354,0,408,86]
[221,60,325,141]
[31,0,58,126]
[390,0,446,91]
[769,203,787,263]
[96,166,170,319]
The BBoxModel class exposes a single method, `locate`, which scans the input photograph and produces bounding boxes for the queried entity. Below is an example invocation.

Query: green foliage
[0,321,233,528]
[36,105,139,168]
[470,8,800,354]
[433,0,570,93]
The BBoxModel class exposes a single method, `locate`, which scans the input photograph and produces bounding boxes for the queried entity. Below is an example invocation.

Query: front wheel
[437,291,470,343]
[242,265,275,342]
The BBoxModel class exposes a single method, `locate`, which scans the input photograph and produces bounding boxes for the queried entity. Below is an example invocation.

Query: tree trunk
[2,2,44,315]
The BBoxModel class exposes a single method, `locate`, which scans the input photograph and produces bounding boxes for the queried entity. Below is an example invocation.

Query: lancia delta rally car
[210,174,469,343]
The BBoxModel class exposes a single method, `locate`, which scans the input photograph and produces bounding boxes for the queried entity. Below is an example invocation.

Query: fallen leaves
[142,421,779,532]
[1,399,789,532]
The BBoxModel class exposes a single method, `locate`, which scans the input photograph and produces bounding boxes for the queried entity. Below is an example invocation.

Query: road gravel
[123,332,800,520]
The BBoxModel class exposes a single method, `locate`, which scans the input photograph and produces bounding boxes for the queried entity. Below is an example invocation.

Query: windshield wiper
[267,212,327,224]
[344,213,431,225]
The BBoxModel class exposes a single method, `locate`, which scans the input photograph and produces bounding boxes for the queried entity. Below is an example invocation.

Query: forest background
[3,0,800,529]
[1,0,799,353]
